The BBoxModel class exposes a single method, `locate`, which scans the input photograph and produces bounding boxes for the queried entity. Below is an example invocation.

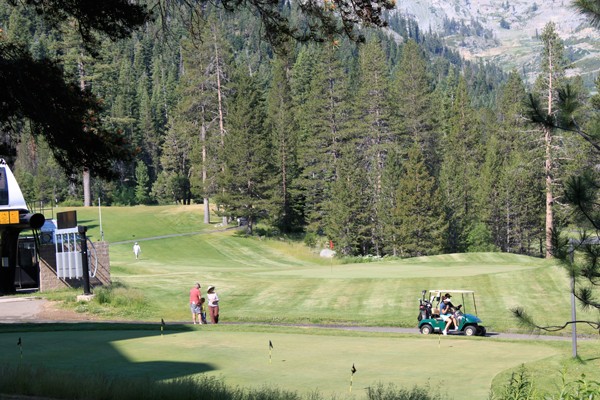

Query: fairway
[30,206,599,398]
[0,326,564,399]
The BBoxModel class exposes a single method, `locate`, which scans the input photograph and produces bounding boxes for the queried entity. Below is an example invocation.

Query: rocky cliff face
[396,0,600,86]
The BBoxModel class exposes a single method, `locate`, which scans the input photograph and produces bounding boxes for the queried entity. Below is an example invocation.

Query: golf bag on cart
[418,297,432,321]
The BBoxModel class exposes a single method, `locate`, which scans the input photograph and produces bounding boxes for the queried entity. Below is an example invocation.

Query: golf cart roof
[429,290,474,294]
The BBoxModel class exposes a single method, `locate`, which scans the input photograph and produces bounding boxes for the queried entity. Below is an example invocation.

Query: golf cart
[417,289,486,336]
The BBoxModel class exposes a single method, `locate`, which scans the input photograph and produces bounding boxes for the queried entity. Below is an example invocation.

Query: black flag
[269,340,273,349]
[351,364,357,375]
[161,318,165,326]
[17,337,21,346]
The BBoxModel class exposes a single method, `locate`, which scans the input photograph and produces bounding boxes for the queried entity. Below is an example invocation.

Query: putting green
[0,327,560,399]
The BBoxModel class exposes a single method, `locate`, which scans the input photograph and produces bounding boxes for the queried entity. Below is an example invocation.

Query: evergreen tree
[351,38,394,255]
[265,54,302,233]
[532,21,569,257]
[490,71,544,254]
[216,68,271,234]
[134,160,151,204]
[390,39,434,158]
[323,145,370,256]
[439,76,482,252]
[295,42,352,236]
[394,142,447,256]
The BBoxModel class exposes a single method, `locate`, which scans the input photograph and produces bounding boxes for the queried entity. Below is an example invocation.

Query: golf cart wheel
[464,325,477,336]
[420,324,433,335]
[477,326,486,336]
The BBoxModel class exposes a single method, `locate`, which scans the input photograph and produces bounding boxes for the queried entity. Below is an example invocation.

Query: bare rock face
[396,0,598,86]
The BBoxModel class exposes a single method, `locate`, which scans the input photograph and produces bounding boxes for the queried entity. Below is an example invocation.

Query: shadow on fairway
[0,323,216,381]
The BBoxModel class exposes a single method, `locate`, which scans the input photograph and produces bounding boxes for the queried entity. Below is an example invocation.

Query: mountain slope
[396,0,600,85]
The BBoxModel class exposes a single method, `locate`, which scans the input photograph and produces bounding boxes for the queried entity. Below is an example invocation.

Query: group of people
[439,293,462,335]
[189,282,219,325]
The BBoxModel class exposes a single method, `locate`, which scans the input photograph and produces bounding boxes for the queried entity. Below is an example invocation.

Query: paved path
[0,296,596,343]
[0,296,46,322]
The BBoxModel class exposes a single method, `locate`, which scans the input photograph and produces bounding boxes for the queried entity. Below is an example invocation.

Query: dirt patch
[38,300,99,322]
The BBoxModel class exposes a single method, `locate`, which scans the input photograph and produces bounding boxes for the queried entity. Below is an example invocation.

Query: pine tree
[490,71,544,254]
[531,22,570,257]
[216,68,271,234]
[323,145,370,256]
[390,39,434,158]
[394,142,447,256]
[134,160,151,204]
[439,76,482,252]
[351,39,394,255]
[294,42,352,236]
[265,54,302,233]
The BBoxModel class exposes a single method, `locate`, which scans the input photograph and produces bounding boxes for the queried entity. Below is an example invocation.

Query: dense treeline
[1,2,596,257]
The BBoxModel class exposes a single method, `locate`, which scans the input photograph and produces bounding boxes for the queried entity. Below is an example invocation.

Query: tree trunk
[213,24,228,228]
[545,126,553,258]
[544,50,554,259]
[79,56,91,207]
[204,197,210,224]
[83,168,91,207]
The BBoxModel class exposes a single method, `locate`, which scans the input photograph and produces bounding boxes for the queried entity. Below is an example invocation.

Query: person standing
[207,286,219,324]
[133,242,141,259]
[189,283,202,324]
[199,297,207,324]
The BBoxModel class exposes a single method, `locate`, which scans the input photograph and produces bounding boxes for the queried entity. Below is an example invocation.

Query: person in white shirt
[207,286,219,324]
[133,242,141,259]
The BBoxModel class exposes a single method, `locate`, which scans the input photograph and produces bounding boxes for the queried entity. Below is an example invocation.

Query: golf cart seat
[432,308,440,318]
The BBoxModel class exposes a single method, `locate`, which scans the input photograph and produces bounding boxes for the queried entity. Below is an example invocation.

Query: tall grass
[490,365,600,400]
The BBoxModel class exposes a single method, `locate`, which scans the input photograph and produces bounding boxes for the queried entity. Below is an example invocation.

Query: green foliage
[466,222,500,252]
[491,365,538,400]
[366,383,446,400]
[1,2,571,258]
[134,160,151,205]
[86,284,150,318]
[0,364,311,400]
[490,365,600,400]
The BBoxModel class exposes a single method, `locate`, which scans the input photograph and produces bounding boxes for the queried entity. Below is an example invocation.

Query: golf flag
[17,337,22,359]
[269,340,273,364]
[350,363,357,392]
[161,318,165,336]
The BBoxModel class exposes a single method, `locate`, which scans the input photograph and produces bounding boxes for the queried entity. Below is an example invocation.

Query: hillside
[396,0,600,85]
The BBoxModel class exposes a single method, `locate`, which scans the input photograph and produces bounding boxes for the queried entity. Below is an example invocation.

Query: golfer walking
[133,242,141,259]
[207,286,219,324]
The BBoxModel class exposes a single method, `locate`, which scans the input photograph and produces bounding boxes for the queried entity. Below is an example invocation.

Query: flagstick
[349,373,353,393]
[438,333,441,348]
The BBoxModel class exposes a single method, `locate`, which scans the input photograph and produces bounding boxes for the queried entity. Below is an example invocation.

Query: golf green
[0,327,560,399]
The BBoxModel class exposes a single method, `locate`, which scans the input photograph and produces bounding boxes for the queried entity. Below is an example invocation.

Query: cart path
[110,225,243,245]
[0,297,596,342]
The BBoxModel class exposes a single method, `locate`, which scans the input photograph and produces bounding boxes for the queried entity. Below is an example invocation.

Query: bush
[366,382,446,400]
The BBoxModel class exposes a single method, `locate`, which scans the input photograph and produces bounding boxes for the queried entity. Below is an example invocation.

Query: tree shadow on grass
[0,323,216,381]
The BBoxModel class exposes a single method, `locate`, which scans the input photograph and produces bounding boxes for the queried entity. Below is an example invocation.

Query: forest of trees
[1,2,597,258]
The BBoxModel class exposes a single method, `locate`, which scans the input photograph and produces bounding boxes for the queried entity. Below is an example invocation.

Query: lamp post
[78,225,91,295]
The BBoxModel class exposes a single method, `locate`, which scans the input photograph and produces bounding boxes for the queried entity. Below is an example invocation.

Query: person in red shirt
[189,283,202,324]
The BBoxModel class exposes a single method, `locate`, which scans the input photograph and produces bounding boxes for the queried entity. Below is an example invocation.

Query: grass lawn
[2,324,597,400]
[29,205,599,398]
[50,205,598,334]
